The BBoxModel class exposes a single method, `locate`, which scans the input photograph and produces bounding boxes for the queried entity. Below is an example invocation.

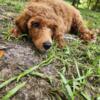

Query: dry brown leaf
[0,50,5,58]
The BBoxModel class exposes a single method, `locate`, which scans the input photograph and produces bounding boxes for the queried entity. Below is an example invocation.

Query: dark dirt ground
[0,2,100,100]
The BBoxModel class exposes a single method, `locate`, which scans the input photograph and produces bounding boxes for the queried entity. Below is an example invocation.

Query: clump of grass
[0,0,25,12]
[14,1,25,12]
[2,23,27,42]
[3,24,14,41]
[47,38,100,99]
[2,82,26,100]
[80,9,100,29]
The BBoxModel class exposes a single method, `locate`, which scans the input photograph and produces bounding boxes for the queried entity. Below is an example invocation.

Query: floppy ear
[15,11,31,34]
[11,8,34,37]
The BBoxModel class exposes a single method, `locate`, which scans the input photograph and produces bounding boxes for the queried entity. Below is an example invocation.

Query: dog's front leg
[55,34,66,48]
[73,11,96,41]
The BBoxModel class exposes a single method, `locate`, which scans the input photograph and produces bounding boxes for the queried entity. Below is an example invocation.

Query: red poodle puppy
[12,0,95,52]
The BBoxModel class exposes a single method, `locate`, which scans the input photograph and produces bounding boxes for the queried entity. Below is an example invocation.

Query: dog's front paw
[79,31,96,42]
[58,39,66,48]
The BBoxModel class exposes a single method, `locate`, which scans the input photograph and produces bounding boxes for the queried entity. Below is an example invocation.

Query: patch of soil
[0,38,60,100]
[0,4,17,36]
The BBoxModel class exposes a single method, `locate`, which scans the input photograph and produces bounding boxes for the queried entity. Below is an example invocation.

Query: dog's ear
[15,11,31,34]
[12,6,34,37]
[11,10,32,37]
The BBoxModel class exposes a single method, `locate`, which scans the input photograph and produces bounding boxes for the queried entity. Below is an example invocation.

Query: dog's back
[30,0,63,3]
[29,0,64,6]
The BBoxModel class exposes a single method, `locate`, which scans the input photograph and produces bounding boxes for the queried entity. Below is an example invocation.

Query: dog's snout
[43,41,51,50]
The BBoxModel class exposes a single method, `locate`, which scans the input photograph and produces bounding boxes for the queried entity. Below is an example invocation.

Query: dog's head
[27,16,57,51]
[15,3,65,52]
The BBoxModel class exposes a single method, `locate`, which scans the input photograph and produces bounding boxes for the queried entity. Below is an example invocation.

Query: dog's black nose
[43,41,51,50]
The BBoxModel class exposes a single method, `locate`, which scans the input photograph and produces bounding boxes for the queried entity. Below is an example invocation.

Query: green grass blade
[39,54,54,67]
[17,65,39,81]
[58,72,74,100]
[2,82,26,100]
[74,59,82,83]
[17,55,54,81]
[58,72,67,84]
[31,71,53,83]
[81,92,91,100]
[0,77,17,89]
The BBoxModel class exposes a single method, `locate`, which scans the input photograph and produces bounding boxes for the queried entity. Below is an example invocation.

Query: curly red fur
[13,0,95,51]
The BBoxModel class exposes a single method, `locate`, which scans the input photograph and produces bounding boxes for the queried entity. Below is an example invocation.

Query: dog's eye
[32,22,40,28]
